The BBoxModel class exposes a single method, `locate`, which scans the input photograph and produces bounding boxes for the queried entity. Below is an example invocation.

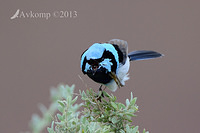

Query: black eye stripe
[112,44,124,64]
[88,59,98,64]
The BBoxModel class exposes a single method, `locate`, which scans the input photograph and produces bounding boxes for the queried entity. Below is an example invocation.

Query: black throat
[86,67,112,84]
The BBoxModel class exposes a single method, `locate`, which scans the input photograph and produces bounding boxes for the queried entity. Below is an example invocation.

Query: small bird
[80,39,163,92]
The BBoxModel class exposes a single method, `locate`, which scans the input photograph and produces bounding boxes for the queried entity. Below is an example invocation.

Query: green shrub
[29,84,149,133]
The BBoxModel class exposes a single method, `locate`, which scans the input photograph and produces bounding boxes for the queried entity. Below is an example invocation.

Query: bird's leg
[97,85,104,102]
[99,85,104,97]
[109,72,123,88]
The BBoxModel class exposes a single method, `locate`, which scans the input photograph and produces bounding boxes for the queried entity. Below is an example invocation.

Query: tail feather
[128,50,163,61]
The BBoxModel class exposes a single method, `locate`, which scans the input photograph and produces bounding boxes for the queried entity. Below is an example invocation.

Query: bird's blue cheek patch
[84,63,91,73]
[99,59,113,72]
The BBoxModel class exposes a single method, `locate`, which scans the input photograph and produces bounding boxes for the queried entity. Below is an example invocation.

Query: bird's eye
[92,65,98,70]
[87,59,100,70]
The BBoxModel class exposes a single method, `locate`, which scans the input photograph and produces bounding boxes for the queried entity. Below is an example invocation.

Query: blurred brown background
[1,0,200,132]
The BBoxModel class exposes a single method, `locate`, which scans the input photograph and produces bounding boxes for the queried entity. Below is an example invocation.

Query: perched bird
[80,39,163,92]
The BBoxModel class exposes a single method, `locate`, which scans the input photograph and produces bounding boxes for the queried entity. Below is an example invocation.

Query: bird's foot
[96,85,104,102]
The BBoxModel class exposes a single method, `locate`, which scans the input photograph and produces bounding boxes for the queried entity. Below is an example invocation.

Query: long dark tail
[128,50,163,61]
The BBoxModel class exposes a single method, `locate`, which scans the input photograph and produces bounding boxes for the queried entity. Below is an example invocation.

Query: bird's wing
[107,39,128,64]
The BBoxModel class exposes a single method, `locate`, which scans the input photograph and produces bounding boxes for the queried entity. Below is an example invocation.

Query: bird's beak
[91,69,97,75]
[91,64,99,75]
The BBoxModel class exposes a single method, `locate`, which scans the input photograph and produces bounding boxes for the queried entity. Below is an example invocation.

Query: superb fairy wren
[80,39,163,92]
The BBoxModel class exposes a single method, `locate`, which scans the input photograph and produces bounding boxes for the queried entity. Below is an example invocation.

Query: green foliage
[29,84,149,133]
